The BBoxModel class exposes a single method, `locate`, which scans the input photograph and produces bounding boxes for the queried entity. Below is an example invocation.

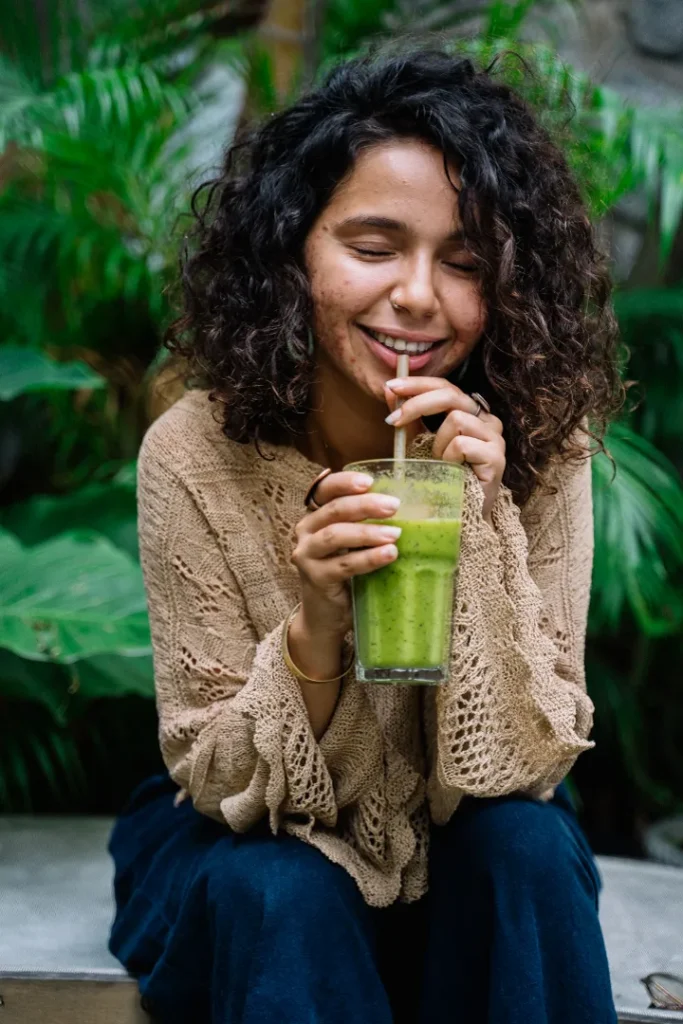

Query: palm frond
[0,56,202,344]
[0,0,89,88]
[459,35,683,255]
[591,424,683,636]
[0,700,88,811]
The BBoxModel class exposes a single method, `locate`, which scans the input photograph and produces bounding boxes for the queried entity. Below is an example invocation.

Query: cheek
[446,283,487,340]
[309,282,365,372]
[312,253,388,318]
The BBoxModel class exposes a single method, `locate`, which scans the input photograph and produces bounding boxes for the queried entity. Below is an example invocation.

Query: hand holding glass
[343,459,464,685]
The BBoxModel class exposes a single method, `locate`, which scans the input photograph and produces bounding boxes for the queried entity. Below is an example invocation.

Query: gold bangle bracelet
[282,602,355,684]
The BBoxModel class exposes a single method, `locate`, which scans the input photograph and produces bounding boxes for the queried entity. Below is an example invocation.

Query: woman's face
[304,138,486,405]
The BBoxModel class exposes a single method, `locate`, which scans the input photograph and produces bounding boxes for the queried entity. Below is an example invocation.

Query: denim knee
[201,831,364,927]
[434,795,600,904]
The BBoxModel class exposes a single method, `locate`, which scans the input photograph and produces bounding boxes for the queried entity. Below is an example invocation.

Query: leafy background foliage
[1,0,682,850]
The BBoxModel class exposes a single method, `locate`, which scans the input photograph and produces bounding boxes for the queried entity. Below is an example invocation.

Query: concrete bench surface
[1,816,682,1024]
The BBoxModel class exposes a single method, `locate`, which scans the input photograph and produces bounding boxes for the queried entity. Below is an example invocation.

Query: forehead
[324,138,463,232]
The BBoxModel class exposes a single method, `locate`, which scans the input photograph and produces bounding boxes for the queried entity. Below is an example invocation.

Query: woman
[108,46,623,1024]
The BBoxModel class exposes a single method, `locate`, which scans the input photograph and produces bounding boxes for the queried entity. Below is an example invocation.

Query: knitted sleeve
[136,433,423,902]
[413,437,596,822]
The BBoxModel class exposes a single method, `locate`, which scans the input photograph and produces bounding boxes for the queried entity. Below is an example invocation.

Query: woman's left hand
[384,377,506,522]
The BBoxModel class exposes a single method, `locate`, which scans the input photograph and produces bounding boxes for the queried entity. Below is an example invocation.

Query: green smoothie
[352,517,461,680]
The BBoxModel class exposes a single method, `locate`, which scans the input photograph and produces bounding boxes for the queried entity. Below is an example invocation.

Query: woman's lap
[422,788,614,1023]
[108,773,390,1023]
[108,775,613,1024]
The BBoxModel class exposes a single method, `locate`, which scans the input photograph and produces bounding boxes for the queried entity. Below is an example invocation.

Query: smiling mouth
[357,324,448,354]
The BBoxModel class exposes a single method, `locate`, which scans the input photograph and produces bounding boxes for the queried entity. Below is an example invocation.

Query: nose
[389,252,439,318]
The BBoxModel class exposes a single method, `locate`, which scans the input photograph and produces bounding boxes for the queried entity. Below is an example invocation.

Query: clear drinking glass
[344,459,464,685]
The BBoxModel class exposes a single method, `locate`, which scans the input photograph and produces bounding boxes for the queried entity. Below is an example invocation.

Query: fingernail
[385,379,406,390]
[385,410,401,425]
[353,474,374,489]
[379,526,402,540]
[378,496,401,511]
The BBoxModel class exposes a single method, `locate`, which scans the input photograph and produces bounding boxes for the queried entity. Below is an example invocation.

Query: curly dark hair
[166,43,624,504]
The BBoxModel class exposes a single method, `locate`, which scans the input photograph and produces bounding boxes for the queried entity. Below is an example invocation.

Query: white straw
[392,353,410,463]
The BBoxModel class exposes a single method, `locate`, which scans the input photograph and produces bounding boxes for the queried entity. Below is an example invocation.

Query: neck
[295,352,421,472]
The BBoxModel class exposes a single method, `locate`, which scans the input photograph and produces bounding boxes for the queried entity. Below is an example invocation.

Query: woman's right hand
[290,471,402,638]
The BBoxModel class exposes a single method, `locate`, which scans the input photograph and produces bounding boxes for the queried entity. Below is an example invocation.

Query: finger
[387,387,491,429]
[383,382,401,415]
[386,376,463,395]
[432,409,504,459]
[387,378,503,434]
[307,521,402,561]
[309,469,375,511]
[300,492,402,536]
[324,543,399,582]
[441,435,505,480]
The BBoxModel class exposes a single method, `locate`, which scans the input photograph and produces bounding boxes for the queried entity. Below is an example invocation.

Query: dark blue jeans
[108,773,617,1024]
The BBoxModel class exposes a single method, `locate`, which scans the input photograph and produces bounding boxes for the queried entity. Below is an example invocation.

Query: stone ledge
[1,817,682,1021]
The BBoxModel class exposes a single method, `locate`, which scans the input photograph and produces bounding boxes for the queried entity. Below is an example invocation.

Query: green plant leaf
[614,288,683,320]
[112,461,138,490]
[0,646,153,722]
[1,482,139,559]
[0,700,89,811]
[614,288,683,449]
[485,0,537,41]
[591,425,683,636]
[0,346,105,400]
[0,648,71,724]
[660,136,683,266]
[0,527,151,662]
[73,652,154,699]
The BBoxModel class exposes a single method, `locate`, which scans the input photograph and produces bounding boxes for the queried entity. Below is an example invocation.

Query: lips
[356,323,446,372]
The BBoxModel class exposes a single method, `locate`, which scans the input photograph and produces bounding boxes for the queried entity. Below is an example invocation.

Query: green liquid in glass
[353,517,461,671]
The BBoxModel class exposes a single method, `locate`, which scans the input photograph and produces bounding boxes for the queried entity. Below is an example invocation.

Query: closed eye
[445,261,478,273]
[351,246,478,272]
[351,247,394,257]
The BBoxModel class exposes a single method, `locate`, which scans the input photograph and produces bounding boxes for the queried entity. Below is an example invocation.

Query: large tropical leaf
[591,425,683,636]
[0,481,138,558]
[0,528,151,662]
[0,648,72,724]
[0,647,154,724]
[0,346,105,401]
[74,652,154,700]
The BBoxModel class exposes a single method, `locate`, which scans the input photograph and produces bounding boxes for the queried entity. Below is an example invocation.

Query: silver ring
[471,392,491,418]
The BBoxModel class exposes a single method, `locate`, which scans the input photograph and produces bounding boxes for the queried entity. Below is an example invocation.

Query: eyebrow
[335,215,465,243]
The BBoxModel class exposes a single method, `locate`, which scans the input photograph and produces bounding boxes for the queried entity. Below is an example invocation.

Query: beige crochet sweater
[138,389,595,908]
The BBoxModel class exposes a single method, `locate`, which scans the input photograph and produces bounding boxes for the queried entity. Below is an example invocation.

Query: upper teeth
[366,329,437,353]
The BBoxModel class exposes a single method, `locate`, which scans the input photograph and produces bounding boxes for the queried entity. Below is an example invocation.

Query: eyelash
[351,247,478,273]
